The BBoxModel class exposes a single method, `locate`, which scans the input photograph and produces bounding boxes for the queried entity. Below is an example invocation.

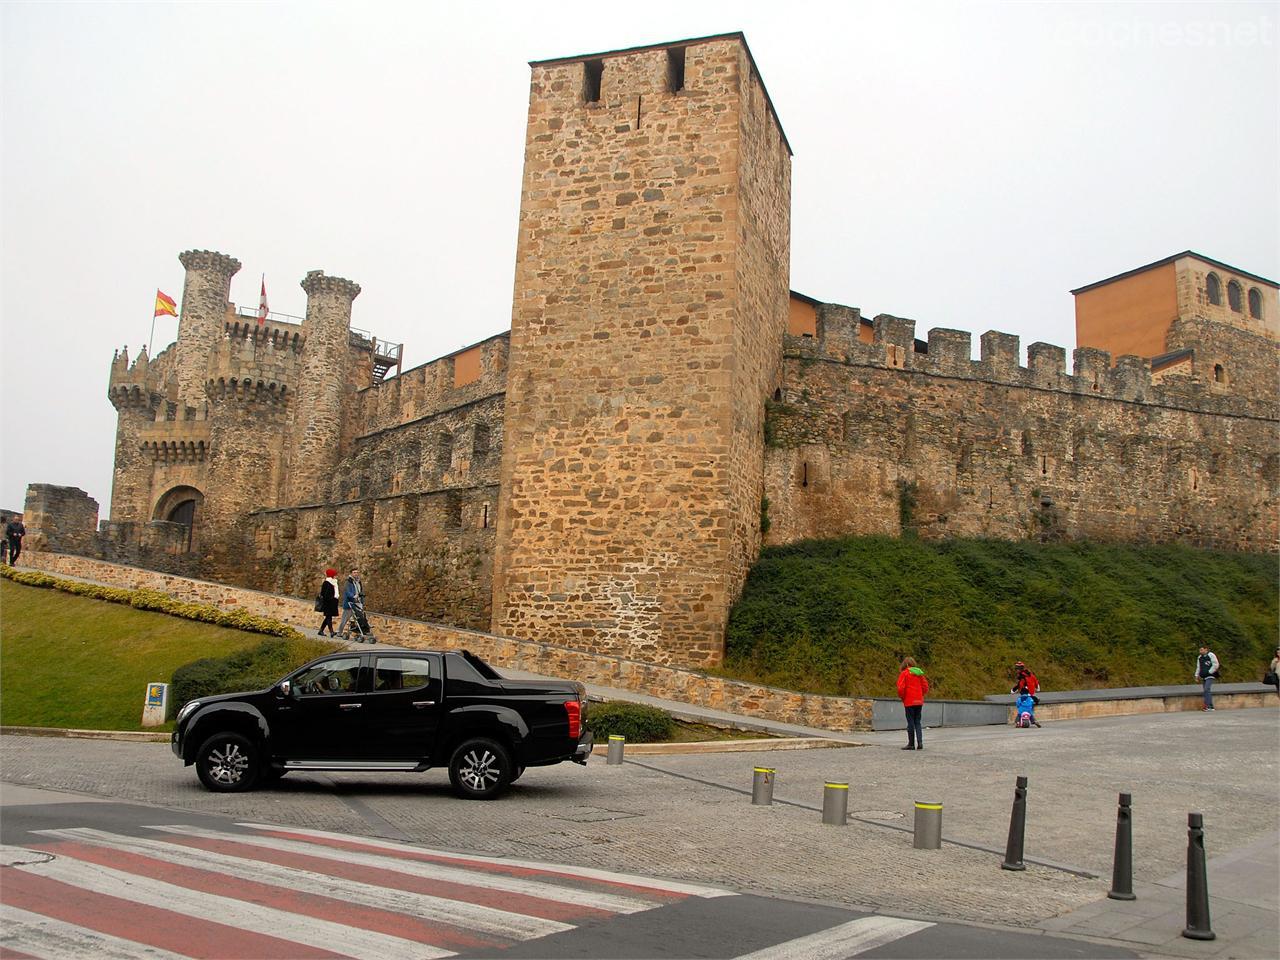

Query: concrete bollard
[606,735,625,765]
[1107,792,1136,901]
[913,801,943,849]
[751,767,775,806]
[821,782,848,825]
[1001,775,1028,871]
[1182,813,1215,940]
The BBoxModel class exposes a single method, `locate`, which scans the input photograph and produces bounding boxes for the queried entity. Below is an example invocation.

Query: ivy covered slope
[724,537,1278,701]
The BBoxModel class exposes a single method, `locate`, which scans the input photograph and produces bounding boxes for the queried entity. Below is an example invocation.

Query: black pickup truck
[171,649,591,799]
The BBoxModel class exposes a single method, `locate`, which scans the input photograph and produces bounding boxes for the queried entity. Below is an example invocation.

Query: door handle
[339,703,362,710]
[412,701,436,708]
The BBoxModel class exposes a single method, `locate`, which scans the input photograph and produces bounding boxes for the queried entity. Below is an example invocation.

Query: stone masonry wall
[764,311,1279,550]
[21,550,874,732]
[493,37,791,666]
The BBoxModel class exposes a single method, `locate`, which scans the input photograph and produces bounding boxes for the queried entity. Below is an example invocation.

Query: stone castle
[25,33,1279,669]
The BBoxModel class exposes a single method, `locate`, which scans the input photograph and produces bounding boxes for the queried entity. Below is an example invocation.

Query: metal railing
[233,307,305,326]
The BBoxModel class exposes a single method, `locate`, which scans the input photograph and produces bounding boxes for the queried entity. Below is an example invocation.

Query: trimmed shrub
[586,701,675,743]
[171,635,336,712]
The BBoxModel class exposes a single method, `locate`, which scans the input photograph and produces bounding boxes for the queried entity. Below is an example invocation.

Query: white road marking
[0,903,188,960]
[236,821,736,898]
[8,852,454,960]
[36,827,570,942]
[150,823,657,914]
[733,915,935,959]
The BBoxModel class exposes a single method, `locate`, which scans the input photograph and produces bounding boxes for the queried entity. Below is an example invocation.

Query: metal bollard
[913,801,943,850]
[1001,775,1028,871]
[1182,813,1215,940]
[606,735,625,765]
[751,767,775,806]
[821,782,849,825]
[1107,792,1136,900]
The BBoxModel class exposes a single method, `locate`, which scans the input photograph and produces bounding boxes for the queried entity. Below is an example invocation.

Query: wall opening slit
[667,46,686,93]
[583,59,603,104]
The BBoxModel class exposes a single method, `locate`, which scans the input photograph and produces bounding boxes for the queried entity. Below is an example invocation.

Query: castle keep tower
[492,33,792,665]
[286,271,362,505]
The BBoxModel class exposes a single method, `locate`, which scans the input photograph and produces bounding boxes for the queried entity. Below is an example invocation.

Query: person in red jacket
[1011,661,1042,727]
[897,657,930,751]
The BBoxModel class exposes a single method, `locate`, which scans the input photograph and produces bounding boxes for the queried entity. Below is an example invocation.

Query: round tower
[286,270,361,505]
[175,250,241,412]
[106,346,161,523]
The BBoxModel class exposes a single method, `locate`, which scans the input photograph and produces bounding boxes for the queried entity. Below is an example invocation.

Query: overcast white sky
[2,0,1276,517]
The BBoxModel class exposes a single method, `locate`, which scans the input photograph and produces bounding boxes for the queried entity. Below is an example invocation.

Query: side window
[374,657,431,692]
[293,657,361,696]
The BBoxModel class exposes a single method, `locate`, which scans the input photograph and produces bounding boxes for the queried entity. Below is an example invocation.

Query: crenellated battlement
[203,331,300,404]
[785,304,1277,419]
[223,318,306,352]
[178,249,241,277]
[300,270,361,302]
[108,345,168,412]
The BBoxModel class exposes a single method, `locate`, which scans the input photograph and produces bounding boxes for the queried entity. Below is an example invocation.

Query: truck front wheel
[448,737,512,800]
[196,732,261,793]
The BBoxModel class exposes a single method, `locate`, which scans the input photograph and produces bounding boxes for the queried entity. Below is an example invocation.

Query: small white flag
[258,275,269,324]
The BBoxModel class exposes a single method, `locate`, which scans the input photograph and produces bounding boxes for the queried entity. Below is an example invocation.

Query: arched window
[1248,287,1263,320]
[1213,363,1225,384]
[1206,273,1221,305]
[1227,280,1243,312]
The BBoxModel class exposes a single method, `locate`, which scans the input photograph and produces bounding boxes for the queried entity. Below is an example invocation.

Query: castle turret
[175,250,241,413]
[285,270,361,504]
[491,34,792,666]
[107,346,164,522]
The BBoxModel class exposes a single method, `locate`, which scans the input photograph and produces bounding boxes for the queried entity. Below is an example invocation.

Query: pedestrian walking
[1264,648,1279,698]
[4,516,26,566]
[338,570,364,636]
[897,656,929,751]
[0,513,8,564]
[1011,661,1042,726]
[316,568,339,637]
[1195,646,1220,711]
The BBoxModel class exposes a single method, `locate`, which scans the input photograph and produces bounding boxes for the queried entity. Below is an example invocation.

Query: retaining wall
[19,551,874,733]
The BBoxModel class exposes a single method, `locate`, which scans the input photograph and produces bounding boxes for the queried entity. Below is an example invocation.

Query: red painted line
[254,828,688,902]
[0,867,349,960]
[0,948,41,959]
[162,833,613,924]
[26,840,498,953]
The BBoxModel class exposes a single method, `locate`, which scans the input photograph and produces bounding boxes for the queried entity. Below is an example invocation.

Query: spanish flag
[154,289,177,318]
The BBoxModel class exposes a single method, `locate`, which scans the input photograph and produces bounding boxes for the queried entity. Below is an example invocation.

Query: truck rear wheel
[448,737,511,800]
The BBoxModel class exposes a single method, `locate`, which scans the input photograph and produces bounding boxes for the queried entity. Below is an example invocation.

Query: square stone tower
[492,33,792,666]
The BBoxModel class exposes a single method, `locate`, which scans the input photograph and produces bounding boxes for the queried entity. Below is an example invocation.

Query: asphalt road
[1,785,1135,959]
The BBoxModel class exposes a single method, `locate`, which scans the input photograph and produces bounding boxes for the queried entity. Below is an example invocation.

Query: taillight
[564,699,581,739]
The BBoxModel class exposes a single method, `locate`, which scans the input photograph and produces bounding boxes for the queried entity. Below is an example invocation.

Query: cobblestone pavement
[2,708,1276,940]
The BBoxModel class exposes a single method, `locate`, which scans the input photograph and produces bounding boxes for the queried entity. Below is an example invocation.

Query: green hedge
[0,567,305,640]
[586,701,675,743]
[171,635,335,712]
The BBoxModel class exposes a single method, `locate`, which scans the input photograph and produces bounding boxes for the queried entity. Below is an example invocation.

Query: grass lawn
[0,579,280,731]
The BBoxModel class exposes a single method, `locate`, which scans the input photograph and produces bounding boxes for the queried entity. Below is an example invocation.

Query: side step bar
[281,760,427,772]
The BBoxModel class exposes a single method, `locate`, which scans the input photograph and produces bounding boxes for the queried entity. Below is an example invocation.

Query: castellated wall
[763,307,1279,550]
[242,336,511,629]
[492,37,792,667]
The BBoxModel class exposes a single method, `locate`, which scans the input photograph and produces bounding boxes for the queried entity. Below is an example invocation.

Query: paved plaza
[2,707,1276,957]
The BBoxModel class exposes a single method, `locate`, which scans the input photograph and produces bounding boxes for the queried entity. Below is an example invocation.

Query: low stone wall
[19,550,875,733]
[1032,691,1278,722]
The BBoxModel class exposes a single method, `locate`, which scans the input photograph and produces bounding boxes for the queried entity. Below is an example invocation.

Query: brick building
[25,33,1279,668]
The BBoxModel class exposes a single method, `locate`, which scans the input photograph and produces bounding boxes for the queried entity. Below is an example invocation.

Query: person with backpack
[338,570,364,636]
[896,657,930,751]
[315,568,339,637]
[1195,646,1220,711]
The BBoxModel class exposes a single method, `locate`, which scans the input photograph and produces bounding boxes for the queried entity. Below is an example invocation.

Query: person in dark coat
[4,516,25,565]
[317,568,339,636]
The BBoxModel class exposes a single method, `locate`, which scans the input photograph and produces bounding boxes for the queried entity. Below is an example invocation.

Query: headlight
[176,700,201,725]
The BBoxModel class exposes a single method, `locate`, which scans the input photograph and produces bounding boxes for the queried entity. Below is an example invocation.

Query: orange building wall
[1075,262,1178,360]
[452,346,482,388]
[788,297,817,337]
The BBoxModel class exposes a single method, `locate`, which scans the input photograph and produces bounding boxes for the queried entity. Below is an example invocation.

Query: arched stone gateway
[153,485,204,552]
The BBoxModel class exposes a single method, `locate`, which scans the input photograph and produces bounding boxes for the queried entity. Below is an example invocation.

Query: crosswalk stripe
[0,903,189,960]
[732,915,935,960]
[237,822,733,898]
[150,824,655,915]
[0,864,345,960]
[35,828,568,944]
[4,849,453,960]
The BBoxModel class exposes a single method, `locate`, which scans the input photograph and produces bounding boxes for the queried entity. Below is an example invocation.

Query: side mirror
[278,679,292,698]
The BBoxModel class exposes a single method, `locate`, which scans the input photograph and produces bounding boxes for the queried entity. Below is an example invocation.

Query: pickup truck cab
[172,649,591,799]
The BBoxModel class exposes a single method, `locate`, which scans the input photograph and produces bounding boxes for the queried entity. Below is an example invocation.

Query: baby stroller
[1014,692,1039,728]
[341,595,376,644]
